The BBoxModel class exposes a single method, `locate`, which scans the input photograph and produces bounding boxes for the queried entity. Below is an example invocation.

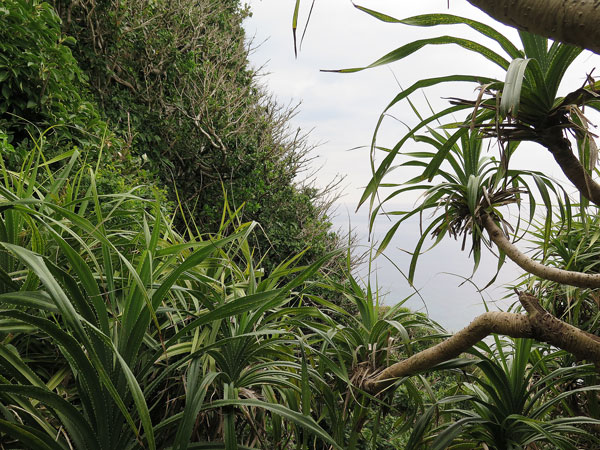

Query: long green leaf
[323,36,509,74]
[0,419,65,450]
[0,384,100,450]
[500,58,531,117]
[204,399,342,450]
[353,8,521,59]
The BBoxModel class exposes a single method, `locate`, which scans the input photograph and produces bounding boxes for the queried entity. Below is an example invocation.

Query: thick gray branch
[363,311,532,393]
[537,127,600,208]
[467,0,600,55]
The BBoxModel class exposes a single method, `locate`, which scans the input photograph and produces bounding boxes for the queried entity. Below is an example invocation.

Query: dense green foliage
[0,147,332,448]
[48,0,340,272]
[2,0,600,448]
[0,0,158,205]
[0,142,440,448]
[0,0,88,140]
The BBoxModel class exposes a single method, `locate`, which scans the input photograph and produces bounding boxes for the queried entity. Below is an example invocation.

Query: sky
[242,0,600,331]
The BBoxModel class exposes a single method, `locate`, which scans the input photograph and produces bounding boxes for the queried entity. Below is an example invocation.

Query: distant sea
[332,203,522,332]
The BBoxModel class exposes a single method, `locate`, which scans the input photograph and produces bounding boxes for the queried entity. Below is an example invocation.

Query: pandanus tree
[0,143,345,449]
[353,8,600,395]
[293,0,600,417]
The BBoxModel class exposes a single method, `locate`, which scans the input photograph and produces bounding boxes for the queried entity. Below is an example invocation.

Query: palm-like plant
[334,9,594,260]
[365,122,566,284]
[0,142,343,449]
[299,256,445,448]
[164,241,343,449]
[337,9,600,242]
[407,339,600,450]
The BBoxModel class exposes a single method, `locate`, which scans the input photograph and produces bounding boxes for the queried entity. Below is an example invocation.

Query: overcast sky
[243,1,600,331]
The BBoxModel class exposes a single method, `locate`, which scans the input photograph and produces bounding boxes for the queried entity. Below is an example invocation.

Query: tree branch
[536,126,600,208]
[481,214,600,289]
[363,311,532,393]
[466,0,600,55]
[363,292,600,394]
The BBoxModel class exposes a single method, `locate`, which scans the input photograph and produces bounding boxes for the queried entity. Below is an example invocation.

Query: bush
[53,0,344,271]
[0,0,165,211]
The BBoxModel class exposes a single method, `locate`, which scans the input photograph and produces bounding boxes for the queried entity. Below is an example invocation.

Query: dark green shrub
[53,0,344,271]
[0,0,165,211]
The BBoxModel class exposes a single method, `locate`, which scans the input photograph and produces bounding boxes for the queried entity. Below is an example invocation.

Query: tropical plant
[292,2,600,447]
[407,339,600,449]
[298,255,448,448]
[290,2,600,392]
[0,141,346,449]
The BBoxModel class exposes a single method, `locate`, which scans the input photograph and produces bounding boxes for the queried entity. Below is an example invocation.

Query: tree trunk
[467,0,600,54]
[535,126,600,208]
[363,292,600,394]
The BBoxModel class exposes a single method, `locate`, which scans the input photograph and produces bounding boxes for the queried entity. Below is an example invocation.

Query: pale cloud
[245,1,513,202]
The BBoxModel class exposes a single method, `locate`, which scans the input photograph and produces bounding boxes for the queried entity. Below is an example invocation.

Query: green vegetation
[1,0,600,449]
[51,0,341,273]
[0,145,341,448]
[299,2,600,449]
